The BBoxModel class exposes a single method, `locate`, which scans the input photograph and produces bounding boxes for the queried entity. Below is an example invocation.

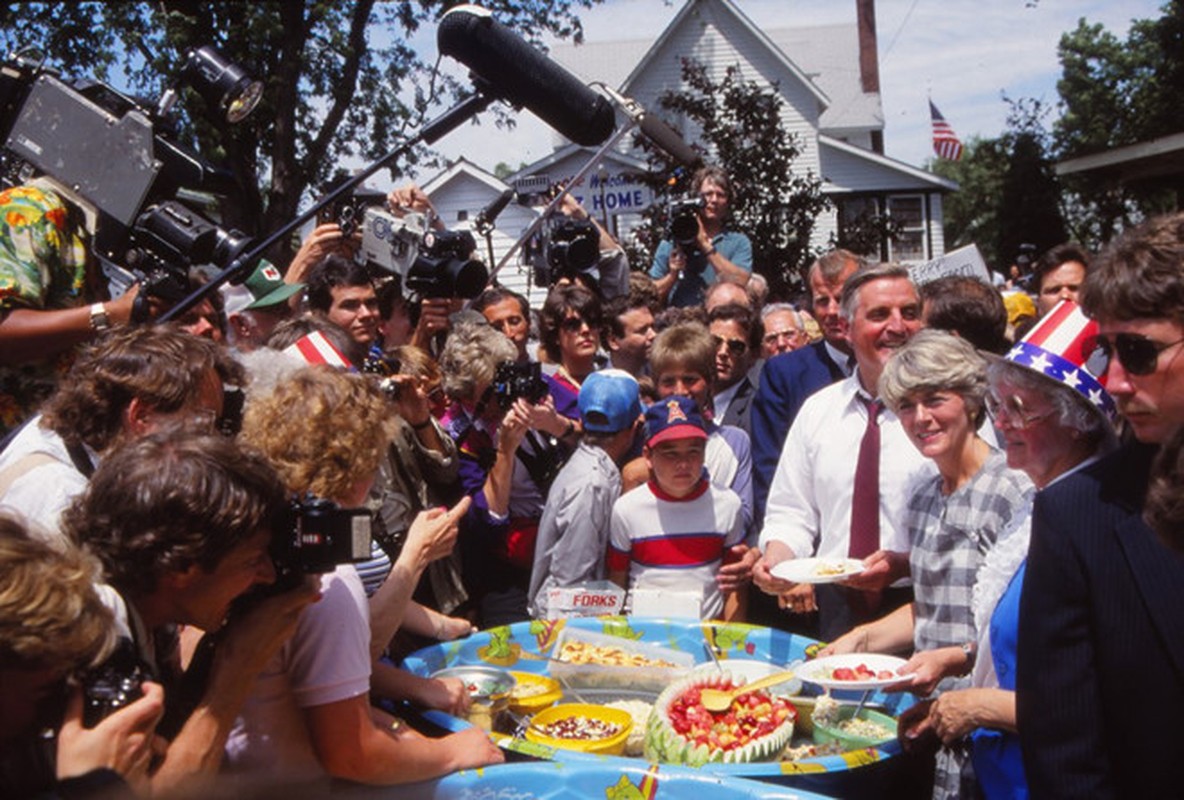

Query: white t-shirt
[0,415,94,539]
[225,565,371,781]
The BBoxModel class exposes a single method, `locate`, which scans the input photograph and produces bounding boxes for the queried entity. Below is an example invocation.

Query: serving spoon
[698,669,798,713]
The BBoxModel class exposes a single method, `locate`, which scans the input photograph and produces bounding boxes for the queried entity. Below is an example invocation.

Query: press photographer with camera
[533,190,629,301]
[59,429,319,795]
[231,365,501,787]
[648,165,753,309]
[0,515,165,799]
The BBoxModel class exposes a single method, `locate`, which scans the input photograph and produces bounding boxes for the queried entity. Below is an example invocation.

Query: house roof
[819,134,958,193]
[419,157,509,195]
[504,144,651,185]
[1056,131,1184,185]
[549,0,881,134]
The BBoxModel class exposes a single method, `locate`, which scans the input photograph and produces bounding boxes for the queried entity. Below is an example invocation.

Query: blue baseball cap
[645,395,708,447]
[578,369,642,433]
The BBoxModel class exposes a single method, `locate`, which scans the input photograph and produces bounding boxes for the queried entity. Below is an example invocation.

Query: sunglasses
[560,316,595,333]
[1084,333,1184,376]
[712,335,748,356]
[985,392,1054,430]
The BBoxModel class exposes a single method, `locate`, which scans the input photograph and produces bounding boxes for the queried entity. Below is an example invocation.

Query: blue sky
[412,0,1165,182]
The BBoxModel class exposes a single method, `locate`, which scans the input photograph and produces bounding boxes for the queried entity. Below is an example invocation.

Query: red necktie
[849,396,882,558]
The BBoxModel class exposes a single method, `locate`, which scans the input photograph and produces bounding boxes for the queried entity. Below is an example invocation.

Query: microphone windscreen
[639,113,702,168]
[439,6,616,146]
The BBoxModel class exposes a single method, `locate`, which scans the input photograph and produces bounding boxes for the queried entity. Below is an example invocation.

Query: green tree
[930,136,1009,269]
[0,1,597,262]
[996,97,1067,266]
[1054,3,1184,243]
[627,59,829,300]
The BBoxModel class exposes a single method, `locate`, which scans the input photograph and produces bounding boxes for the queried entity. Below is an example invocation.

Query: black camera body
[407,229,486,299]
[361,352,403,401]
[272,495,373,579]
[492,361,549,411]
[81,638,152,729]
[668,197,704,245]
[530,214,599,289]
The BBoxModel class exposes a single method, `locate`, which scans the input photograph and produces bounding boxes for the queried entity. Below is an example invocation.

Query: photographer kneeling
[648,165,753,308]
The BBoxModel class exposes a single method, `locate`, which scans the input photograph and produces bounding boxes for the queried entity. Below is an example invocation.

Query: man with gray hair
[755,262,933,639]
[759,303,806,358]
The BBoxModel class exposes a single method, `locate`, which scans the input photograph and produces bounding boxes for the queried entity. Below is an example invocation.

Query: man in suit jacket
[750,251,863,522]
[1017,212,1184,798]
[709,302,761,437]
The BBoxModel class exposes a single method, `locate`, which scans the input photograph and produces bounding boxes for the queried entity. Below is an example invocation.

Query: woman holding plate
[822,329,1033,799]
[892,301,1117,800]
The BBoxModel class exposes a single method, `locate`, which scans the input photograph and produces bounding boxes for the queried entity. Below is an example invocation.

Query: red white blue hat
[1004,299,1117,423]
[645,395,708,447]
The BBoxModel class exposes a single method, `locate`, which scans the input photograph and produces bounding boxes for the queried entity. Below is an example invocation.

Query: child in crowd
[528,370,642,618]
[607,396,746,620]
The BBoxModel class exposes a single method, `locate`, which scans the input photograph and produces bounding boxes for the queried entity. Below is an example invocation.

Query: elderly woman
[891,303,1118,799]
[825,329,1033,799]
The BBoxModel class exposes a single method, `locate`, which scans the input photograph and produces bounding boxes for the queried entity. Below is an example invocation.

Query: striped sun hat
[1003,299,1118,424]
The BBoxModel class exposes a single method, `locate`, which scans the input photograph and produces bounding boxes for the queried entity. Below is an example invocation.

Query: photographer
[0,325,239,536]
[0,515,165,799]
[0,181,151,437]
[550,191,629,301]
[648,165,753,308]
[62,430,319,795]
[232,366,500,786]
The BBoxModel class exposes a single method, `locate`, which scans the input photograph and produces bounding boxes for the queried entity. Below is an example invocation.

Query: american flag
[930,100,963,161]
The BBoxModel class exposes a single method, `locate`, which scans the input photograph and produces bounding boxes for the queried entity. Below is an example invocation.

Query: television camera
[358,205,487,300]
[0,45,263,319]
[527,213,600,289]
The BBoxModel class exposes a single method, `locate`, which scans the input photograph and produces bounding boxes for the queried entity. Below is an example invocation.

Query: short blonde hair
[241,367,396,500]
[0,515,115,671]
[878,329,988,424]
[438,323,517,403]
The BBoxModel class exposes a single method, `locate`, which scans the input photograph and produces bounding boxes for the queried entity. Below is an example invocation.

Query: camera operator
[232,366,501,787]
[0,325,239,536]
[648,165,753,308]
[0,181,156,438]
[551,191,630,301]
[0,515,165,799]
[61,430,319,795]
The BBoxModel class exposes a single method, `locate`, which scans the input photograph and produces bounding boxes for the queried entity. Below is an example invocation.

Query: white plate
[797,653,914,690]
[770,558,866,584]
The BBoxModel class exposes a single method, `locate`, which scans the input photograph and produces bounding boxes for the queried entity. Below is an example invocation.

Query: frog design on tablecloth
[601,617,643,641]
[530,617,565,652]
[476,625,522,666]
[604,765,659,800]
[706,623,756,657]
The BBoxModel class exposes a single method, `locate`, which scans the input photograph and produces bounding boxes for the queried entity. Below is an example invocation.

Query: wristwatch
[961,641,977,667]
[89,302,111,332]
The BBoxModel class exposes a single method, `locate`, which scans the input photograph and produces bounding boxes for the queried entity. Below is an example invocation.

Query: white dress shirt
[759,373,937,563]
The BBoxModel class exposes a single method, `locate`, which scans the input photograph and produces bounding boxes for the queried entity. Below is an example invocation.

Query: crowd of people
[1,163,1182,800]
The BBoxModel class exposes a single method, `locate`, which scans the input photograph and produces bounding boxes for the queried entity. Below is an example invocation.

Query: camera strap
[514,430,567,497]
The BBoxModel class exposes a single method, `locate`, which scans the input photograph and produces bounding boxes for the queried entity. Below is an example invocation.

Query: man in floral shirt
[0,179,140,436]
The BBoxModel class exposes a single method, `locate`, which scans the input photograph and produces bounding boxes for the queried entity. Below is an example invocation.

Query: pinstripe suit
[1017,442,1184,799]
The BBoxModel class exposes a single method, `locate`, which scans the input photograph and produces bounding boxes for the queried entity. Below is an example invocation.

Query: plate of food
[796,654,914,690]
[770,558,867,584]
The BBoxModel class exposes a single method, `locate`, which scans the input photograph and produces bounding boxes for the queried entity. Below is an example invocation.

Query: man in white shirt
[754,262,935,640]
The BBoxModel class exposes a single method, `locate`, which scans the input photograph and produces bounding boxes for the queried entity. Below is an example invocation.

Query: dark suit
[750,341,846,523]
[715,362,762,437]
[1017,442,1184,799]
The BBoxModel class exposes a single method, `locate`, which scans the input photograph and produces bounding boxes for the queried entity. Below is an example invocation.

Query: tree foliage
[1054,2,1184,243]
[930,136,1009,268]
[0,1,597,262]
[627,59,829,300]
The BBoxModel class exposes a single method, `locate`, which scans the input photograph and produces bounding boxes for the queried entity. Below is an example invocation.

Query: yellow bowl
[524,703,633,755]
[508,672,562,714]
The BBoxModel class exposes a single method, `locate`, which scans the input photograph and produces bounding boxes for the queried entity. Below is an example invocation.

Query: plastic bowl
[524,702,634,755]
[508,671,562,714]
[812,707,898,749]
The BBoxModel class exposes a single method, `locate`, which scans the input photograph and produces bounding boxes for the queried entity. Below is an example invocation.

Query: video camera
[0,45,263,318]
[529,214,600,288]
[359,206,488,300]
[492,361,549,411]
[668,196,704,246]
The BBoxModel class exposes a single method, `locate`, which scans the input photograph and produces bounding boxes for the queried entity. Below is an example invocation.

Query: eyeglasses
[1083,332,1184,376]
[763,330,801,345]
[712,335,748,356]
[985,392,1054,430]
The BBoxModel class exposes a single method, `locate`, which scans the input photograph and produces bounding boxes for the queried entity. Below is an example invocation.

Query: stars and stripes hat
[1002,299,1117,424]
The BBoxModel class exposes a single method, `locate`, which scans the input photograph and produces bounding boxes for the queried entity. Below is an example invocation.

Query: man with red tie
[754,262,934,640]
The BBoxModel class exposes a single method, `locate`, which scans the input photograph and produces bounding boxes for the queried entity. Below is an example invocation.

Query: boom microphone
[475,187,515,230]
[438,5,616,146]
[639,113,702,168]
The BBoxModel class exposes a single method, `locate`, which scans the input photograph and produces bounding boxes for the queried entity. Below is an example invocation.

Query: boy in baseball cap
[527,370,642,618]
[607,395,746,620]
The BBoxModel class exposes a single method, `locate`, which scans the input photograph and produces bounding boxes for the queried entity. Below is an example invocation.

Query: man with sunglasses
[709,302,762,437]
[1017,213,1184,799]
